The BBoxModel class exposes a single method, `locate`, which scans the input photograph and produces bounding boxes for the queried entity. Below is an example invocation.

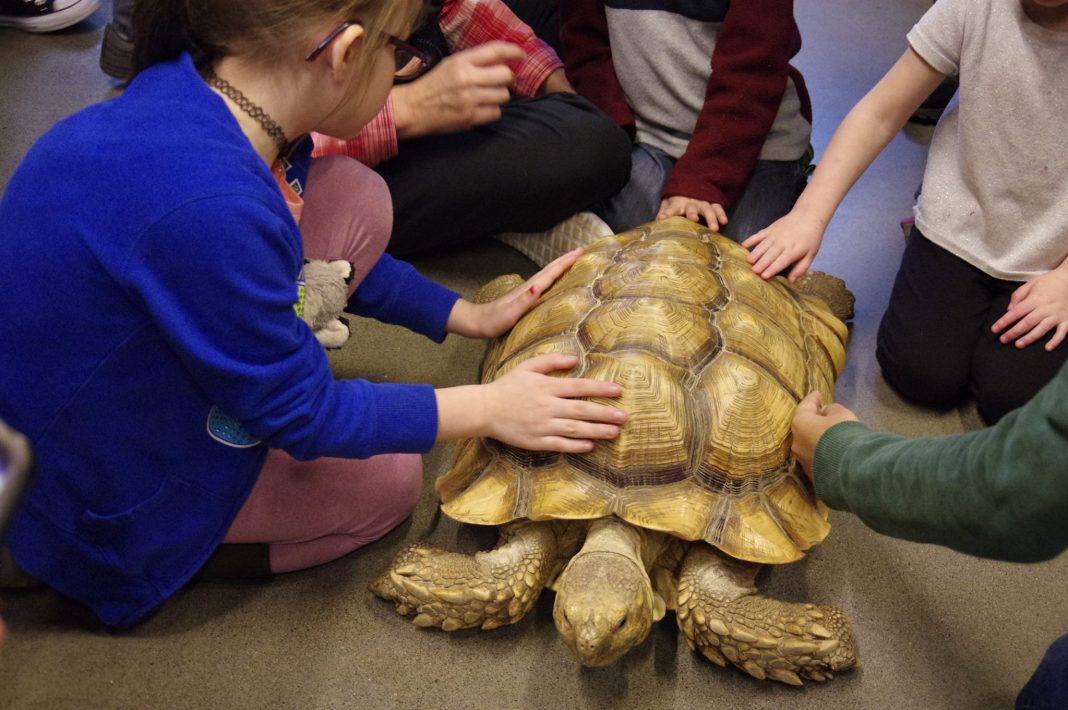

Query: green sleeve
[812,366,1068,562]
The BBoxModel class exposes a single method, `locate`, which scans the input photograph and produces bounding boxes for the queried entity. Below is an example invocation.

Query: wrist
[539,68,574,95]
[445,299,483,338]
[390,85,419,140]
[790,194,833,232]
[435,384,490,442]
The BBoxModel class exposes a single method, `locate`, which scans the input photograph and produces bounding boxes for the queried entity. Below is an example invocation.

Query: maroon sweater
[560,0,812,210]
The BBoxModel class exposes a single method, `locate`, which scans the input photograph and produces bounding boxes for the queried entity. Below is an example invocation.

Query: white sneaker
[0,0,100,33]
[494,211,615,268]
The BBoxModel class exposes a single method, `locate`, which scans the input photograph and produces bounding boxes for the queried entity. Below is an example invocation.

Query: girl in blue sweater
[0,0,626,628]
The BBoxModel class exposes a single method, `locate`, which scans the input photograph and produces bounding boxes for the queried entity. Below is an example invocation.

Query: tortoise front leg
[675,546,857,685]
[370,520,578,631]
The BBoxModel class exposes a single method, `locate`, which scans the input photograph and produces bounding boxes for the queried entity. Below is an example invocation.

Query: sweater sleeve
[813,366,1068,562]
[349,253,461,342]
[664,1,801,210]
[125,197,440,460]
[440,0,563,96]
[559,0,635,133]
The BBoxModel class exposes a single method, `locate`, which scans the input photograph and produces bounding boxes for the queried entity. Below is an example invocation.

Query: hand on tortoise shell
[990,268,1068,352]
[743,210,825,283]
[791,391,858,482]
[449,248,584,339]
[657,196,728,231]
[486,353,627,453]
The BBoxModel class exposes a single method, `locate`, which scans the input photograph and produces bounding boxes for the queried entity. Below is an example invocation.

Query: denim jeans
[594,142,811,243]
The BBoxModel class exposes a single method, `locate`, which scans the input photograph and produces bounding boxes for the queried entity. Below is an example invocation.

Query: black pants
[380,93,630,256]
[377,0,631,257]
[876,228,1068,424]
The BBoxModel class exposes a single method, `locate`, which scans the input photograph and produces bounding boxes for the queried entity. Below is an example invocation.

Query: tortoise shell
[437,217,849,564]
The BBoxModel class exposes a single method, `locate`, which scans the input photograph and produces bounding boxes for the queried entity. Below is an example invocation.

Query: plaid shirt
[311,0,562,166]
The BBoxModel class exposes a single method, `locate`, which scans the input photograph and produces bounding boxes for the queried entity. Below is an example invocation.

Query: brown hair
[131,0,425,78]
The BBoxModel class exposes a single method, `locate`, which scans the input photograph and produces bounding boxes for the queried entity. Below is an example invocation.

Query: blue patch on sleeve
[206,406,261,448]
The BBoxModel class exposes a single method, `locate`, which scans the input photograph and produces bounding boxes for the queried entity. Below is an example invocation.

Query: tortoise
[371,216,858,685]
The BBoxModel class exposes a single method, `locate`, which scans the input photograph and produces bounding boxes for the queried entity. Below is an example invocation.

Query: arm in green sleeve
[812,366,1068,562]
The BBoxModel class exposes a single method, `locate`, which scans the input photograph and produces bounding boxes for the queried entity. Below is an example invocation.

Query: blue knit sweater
[0,55,459,627]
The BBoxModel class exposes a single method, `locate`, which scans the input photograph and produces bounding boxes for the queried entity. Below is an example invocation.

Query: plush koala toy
[299,259,354,349]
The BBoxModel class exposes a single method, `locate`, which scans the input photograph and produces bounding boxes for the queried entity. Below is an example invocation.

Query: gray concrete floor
[1,1,1065,708]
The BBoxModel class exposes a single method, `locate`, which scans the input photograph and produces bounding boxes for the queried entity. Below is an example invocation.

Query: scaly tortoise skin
[372,217,858,685]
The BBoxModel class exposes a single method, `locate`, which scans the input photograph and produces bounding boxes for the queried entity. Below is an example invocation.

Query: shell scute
[579,297,721,368]
[572,352,693,485]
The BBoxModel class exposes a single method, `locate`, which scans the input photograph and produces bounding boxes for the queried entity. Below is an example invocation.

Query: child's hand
[447,248,583,339]
[791,391,859,482]
[742,211,825,282]
[392,42,525,138]
[991,268,1068,351]
[657,195,728,230]
[485,353,627,452]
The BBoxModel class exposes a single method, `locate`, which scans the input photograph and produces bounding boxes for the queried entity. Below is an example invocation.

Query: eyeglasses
[306,20,431,82]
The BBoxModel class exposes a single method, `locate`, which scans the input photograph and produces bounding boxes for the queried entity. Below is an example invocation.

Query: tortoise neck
[584,517,670,570]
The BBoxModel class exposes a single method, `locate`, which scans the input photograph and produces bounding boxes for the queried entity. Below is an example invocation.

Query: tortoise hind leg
[793,271,855,323]
[370,520,576,631]
[675,546,857,685]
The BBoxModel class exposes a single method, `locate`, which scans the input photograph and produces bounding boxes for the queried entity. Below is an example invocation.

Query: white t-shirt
[909,0,1068,281]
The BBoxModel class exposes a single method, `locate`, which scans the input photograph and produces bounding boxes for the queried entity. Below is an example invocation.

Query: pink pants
[223,156,423,573]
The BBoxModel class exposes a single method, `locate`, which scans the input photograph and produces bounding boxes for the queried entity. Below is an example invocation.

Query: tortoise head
[552,552,666,667]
